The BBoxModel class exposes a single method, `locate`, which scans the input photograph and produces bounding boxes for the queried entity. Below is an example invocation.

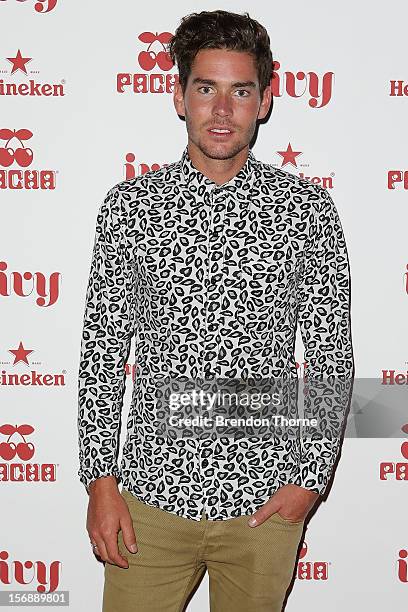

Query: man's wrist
[88,474,119,494]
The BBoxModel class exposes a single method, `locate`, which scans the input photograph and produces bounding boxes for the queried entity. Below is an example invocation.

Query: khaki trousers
[102,488,304,612]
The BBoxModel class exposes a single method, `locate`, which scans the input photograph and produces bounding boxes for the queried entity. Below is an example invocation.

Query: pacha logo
[138,32,173,71]
[379,423,408,480]
[117,31,179,94]
[0,424,35,461]
[0,49,65,97]
[275,142,335,189]
[0,128,56,189]
[1,340,66,387]
[0,0,57,13]
[0,128,33,166]
[297,541,329,581]
[388,170,408,190]
[0,261,61,307]
[0,423,57,482]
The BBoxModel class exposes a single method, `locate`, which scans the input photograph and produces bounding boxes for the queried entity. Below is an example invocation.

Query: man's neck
[187,141,249,186]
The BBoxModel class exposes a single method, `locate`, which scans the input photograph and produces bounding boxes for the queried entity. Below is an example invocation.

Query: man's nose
[212,93,233,117]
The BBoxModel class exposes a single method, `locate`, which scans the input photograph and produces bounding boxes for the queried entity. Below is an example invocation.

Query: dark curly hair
[168,10,274,99]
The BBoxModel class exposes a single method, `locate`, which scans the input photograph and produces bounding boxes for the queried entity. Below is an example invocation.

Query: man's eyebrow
[191,77,257,88]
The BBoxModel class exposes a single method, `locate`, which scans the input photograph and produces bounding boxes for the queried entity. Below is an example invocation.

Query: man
[77,9,354,612]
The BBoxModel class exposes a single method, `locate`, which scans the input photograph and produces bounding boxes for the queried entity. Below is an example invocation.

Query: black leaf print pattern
[77,145,354,521]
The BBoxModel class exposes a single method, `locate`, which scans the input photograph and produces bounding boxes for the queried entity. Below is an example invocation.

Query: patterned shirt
[77,145,354,521]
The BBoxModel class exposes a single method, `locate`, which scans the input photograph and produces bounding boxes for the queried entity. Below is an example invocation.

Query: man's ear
[173,81,186,118]
[257,84,272,120]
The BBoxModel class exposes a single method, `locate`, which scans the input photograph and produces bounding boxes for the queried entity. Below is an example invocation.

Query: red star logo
[277,143,302,168]
[6,50,32,75]
[9,341,34,366]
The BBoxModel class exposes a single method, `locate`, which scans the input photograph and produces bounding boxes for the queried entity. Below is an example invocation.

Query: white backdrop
[1,1,408,610]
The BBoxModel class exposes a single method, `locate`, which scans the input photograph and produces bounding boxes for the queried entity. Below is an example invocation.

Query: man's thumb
[248,498,280,527]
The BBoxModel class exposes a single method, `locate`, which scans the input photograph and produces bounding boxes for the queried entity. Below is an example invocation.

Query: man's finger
[92,535,109,562]
[120,517,138,554]
[104,534,129,568]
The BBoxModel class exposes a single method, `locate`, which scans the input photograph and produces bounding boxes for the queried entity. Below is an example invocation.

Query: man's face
[173,48,271,160]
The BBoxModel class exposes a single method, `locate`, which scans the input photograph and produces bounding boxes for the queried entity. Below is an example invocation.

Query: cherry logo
[299,541,308,559]
[401,423,408,459]
[0,0,57,14]
[0,424,35,461]
[34,0,57,12]
[0,128,33,168]
[138,32,173,72]
[400,442,408,459]
[379,423,408,481]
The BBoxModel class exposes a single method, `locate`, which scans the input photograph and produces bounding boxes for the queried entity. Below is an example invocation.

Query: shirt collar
[180,144,257,194]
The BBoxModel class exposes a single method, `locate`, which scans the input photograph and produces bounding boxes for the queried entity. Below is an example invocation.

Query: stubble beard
[186,114,256,161]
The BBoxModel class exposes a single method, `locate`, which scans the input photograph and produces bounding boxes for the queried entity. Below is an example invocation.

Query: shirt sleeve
[290,187,355,495]
[77,185,135,492]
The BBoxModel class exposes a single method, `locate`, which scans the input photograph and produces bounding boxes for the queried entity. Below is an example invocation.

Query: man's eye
[235,89,250,97]
[198,86,213,94]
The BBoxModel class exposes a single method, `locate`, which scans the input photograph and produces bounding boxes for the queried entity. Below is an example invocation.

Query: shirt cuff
[288,460,333,495]
[78,461,121,493]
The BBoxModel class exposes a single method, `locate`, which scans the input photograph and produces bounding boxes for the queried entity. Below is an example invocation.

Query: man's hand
[247,484,319,527]
[87,476,138,568]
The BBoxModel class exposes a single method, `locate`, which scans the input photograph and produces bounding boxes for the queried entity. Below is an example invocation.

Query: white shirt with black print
[77,145,354,521]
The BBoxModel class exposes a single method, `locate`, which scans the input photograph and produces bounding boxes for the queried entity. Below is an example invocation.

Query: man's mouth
[207,127,234,137]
